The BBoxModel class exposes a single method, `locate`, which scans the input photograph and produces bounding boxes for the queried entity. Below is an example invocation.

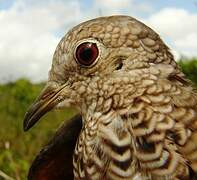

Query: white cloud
[0,0,81,82]
[93,0,152,16]
[95,0,132,8]
[145,8,197,58]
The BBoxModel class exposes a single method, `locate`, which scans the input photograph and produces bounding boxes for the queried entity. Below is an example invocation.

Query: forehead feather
[64,15,159,48]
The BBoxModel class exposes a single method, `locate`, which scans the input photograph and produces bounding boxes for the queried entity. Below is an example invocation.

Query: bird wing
[27,114,82,180]
[128,67,197,179]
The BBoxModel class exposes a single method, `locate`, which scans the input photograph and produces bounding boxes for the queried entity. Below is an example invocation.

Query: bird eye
[75,42,99,66]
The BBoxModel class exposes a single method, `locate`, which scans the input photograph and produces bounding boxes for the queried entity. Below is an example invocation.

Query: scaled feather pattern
[24,16,197,180]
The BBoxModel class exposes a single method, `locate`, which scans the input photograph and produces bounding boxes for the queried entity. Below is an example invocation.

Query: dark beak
[23,83,67,131]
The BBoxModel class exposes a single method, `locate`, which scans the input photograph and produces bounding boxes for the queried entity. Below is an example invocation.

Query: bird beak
[23,82,68,131]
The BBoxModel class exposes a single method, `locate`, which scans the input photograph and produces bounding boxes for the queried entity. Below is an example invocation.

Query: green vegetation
[0,79,77,179]
[0,58,196,179]
[178,57,197,85]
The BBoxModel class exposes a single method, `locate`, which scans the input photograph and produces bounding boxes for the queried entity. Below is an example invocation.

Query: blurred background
[0,0,197,179]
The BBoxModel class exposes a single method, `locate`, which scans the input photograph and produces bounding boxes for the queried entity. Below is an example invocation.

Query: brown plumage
[24,15,197,179]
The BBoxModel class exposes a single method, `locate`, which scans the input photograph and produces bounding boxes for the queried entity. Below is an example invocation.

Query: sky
[0,0,197,83]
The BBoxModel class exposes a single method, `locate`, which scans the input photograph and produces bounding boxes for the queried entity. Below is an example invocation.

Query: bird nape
[24,15,197,180]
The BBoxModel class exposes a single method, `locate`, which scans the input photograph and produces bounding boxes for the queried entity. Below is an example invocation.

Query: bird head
[24,15,179,131]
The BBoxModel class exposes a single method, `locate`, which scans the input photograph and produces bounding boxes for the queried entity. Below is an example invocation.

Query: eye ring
[74,39,100,67]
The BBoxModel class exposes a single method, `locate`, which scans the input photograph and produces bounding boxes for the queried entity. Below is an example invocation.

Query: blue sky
[146,0,197,12]
[0,0,197,82]
[1,0,196,16]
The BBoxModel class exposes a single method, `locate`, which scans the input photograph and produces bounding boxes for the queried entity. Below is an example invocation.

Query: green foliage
[0,58,196,179]
[0,79,77,179]
[178,57,197,85]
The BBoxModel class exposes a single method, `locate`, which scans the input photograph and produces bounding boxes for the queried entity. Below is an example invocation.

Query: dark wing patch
[189,166,197,180]
[28,114,82,180]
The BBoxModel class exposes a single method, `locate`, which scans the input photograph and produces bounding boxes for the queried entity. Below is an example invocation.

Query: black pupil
[76,42,98,66]
[80,46,93,62]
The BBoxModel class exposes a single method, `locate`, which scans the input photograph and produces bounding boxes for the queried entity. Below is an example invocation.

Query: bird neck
[73,109,137,179]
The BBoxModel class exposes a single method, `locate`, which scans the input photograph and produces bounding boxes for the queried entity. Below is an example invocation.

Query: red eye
[75,42,99,66]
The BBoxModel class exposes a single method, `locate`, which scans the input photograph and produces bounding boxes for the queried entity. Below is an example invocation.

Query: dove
[24,15,197,180]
